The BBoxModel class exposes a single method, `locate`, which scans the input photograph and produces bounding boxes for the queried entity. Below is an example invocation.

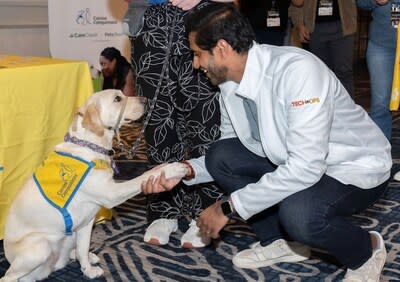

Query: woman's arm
[357,0,386,10]
[122,69,135,97]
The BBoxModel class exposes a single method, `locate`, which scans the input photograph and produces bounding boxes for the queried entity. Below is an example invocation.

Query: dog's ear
[81,103,104,136]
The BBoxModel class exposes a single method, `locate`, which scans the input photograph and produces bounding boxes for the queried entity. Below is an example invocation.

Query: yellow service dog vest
[33,151,111,235]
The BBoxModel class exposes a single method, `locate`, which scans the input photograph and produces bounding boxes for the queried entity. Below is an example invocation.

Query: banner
[390,25,400,111]
[48,0,130,77]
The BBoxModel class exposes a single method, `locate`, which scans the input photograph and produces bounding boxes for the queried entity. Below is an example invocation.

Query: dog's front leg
[75,218,104,279]
[102,162,189,208]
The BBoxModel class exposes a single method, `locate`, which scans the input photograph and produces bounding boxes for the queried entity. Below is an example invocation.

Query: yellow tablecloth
[0,55,93,238]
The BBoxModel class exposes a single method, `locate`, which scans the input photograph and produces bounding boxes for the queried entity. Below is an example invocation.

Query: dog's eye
[114,95,122,102]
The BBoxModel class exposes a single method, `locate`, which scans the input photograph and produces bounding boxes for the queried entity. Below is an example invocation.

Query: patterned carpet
[1,120,400,282]
[1,63,400,281]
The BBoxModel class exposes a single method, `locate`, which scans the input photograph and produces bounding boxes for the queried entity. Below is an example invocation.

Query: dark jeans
[205,138,388,269]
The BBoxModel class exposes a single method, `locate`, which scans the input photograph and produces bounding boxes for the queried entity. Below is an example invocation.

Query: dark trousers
[309,21,355,97]
[205,138,388,269]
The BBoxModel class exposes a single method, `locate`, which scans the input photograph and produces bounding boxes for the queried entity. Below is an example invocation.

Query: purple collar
[64,132,112,156]
[64,132,120,174]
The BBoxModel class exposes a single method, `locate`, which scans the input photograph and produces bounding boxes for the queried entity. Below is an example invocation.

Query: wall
[0,0,49,56]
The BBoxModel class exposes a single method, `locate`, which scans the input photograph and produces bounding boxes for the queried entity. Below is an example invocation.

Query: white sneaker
[144,218,178,245]
[232,239,310,269]
[181,219,211,248]
[343,231,387,282]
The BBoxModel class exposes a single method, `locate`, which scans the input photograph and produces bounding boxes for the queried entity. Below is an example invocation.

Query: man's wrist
[180,160,195,180]
[220,195,236,218]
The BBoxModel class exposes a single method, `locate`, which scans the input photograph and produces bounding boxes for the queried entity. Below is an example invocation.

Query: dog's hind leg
[75,219,104,279]
[2,237,54,282]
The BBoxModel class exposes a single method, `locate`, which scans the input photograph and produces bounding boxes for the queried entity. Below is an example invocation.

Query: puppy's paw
[88,252,100,264]
[163,162,189,179]
[82,265,104,279]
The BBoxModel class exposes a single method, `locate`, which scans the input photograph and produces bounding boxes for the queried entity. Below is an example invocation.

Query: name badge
[318,0,333,16]
[391,3,400,28]
[267,10,280,27]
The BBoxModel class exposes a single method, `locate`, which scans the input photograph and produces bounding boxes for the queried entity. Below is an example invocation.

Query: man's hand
[297,24,310,43]
[141,167,181,194]
[169,0,201,10]
[196,201,230,239]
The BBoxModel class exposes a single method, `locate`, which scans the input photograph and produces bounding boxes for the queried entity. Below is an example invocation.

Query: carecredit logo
[69,32,98,38]
[76,8,118,26]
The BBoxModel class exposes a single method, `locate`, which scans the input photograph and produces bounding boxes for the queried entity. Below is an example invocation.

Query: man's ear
[81,103,104,136]
[215,39,231,58]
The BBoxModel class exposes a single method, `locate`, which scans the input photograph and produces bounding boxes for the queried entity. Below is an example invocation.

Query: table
[0,55,93,238]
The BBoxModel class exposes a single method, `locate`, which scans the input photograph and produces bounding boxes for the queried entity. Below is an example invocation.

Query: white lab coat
[186,43,392,220]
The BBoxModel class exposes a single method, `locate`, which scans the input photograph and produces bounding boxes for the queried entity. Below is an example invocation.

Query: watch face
[221,200,232,216]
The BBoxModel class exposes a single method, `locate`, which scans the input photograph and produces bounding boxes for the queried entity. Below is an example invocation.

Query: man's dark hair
[185,3,255,54]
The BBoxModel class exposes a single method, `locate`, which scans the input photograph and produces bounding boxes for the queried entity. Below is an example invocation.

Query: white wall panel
[0,0,49,56]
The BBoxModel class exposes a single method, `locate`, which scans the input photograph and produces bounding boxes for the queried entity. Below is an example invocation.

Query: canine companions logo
[76,8,91,25]
[58,163,78,198]
[291,97,320,107]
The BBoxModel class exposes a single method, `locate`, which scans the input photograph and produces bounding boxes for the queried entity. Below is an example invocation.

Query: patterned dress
[131,2,222,222]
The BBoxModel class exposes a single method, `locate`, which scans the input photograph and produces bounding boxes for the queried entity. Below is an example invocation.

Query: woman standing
[357,0,397,141]
[130,0,232,248]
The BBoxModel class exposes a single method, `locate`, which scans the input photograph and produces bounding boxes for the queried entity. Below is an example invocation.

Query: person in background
[291,0,303,5]
[100,47,135,97]
[357,0,397,141]
[142,3,391,281]
[240,0,291,46]
[129,0,233,248]
[289,0,357,97]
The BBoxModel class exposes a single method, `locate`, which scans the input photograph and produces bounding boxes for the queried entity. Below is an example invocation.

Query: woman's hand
[169,0,201,10]
[375,0,389,5]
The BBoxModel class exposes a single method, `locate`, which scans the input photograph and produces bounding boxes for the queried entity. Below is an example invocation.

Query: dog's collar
[64,132,112,156]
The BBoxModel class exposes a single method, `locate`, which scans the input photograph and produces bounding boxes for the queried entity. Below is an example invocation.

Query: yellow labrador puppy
[1,89,187,282]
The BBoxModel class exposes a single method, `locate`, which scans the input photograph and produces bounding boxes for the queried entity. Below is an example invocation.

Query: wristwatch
[220,196,236,219]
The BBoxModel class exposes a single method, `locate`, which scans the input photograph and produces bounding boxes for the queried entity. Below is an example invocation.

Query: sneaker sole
[144,238,164,246]
[233,252,310,269]
[181,242,210,249]
[181,242,196,249]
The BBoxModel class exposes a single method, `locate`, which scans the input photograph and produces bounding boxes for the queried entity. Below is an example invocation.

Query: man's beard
[206,63,228,86]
